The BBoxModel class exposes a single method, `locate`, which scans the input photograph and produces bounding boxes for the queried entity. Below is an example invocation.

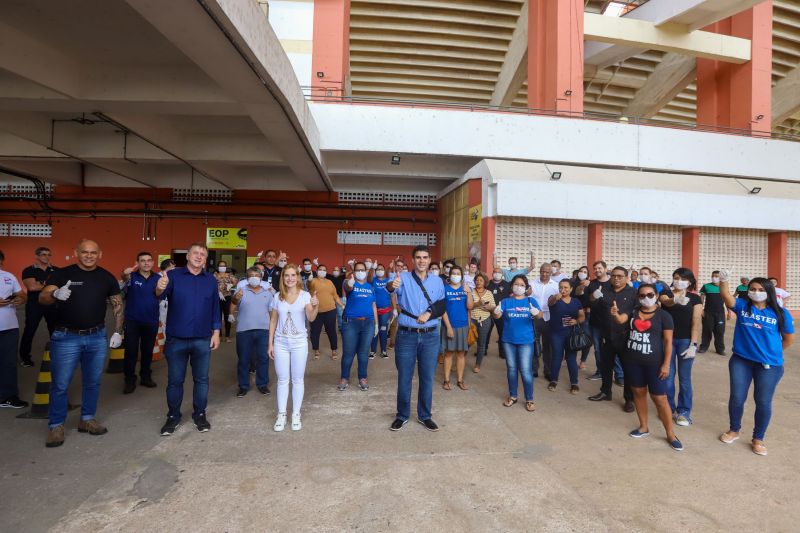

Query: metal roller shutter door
[495,217,587,273]
[786,232,800,311]
[698,227,767,287]
[602,222,682,278]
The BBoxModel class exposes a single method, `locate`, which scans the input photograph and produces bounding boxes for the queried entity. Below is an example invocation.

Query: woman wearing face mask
[330,266,345,334]
[308,265,343,361]
[232,268,274,397]
[659,268,702,426]
[547,279,585,393]
[494,275,541,411]
[572,266,593,369]
[718,274,794,456]
[429,262,441,278]
[442,266,474,390]
[339,262,378,391]
[614,283,682,451]
[470,272,496,373]
[215,261,238,343]
[486,268,511,360]
[368,264,392,359]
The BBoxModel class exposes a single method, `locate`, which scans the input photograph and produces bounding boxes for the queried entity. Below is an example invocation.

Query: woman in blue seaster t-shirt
[494,274,541,412]
[718,275,794,456]
[442,266,474,391]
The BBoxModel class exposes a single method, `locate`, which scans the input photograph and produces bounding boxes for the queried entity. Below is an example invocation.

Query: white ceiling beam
[654,0,766,32]
[773,65,800,127]
[624,53,696,118]
[490,0,528,107]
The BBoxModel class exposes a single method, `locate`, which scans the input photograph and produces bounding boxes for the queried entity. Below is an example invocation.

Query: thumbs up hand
[529,303,540,317]
[592,288,603,299]
[109,332,123,348]
[610,300,619,316]
[312,257,319,266]
[157,272,170,291]
[391,274,402,290]
[310,291,319,307]
[53,280,73,301]
[123,264,138,276]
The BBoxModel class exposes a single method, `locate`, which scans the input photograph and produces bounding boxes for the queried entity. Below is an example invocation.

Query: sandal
[442,380,452,391]
[547,382,557,392]
[457,381,468,391]
[751,440,768,456]
[503,397,518,407]
[331,352,338,361]
[314,351,320,360]
[525,401,536,412]
[472,366,480,374]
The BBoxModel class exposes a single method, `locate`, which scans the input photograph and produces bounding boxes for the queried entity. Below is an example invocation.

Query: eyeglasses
[639,293,656,298]
[610,274,626,278]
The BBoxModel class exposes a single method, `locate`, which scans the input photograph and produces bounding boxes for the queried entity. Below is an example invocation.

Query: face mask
[431,269,440,276]
[577,272,588,281]
[218,266,227,273]
[332,271,340,278]
[444,266,451,274]
[317,271,327,279]
[450,275,462,284]
[355,271,367,281]
[376,269,385,277]
[278,260,287,268]
[509,263,517,270]
[512,285,526,296]
[493,273,503,281]
[748,290,768,302]
[675,280,690,290]
[247,277,261,287]
[640,274,651,283]
[365,261,373,270]
[712,277,720,283]
[552,266,560,274]
[303,264,312,272]
[639,296,657,307]
[402,267,408,272]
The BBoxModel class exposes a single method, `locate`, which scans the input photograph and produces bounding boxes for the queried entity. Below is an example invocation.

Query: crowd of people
[0,242,794,456]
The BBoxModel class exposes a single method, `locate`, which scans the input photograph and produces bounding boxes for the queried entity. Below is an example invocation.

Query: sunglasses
[639,293,656,298]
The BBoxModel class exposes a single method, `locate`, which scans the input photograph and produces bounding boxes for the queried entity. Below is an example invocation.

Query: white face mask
[711,277,720,283]
[247,277,261,287]
[577,272,588,281]
[317,271,327,279]
[365,261,373,270]
[639,296,657,307]
[640,274,651,283]
[552,266,560,274]
[278,260,287,268]
[332,271,340,278]
[444,266,451,274]
[674,280,690,290]
[355,271,367,281]
[376,269,385,277]
[512,285,526,296]
[218,266,227,273]
[509,263,517,270]
[303,264,312,272]
[748,290,768,302]
[450,275,462,284]
[493,273,503,281]
[430,269,440,276]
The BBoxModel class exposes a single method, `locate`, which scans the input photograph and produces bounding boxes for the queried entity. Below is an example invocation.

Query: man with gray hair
[231,266,273,397]
[528,263,559,380]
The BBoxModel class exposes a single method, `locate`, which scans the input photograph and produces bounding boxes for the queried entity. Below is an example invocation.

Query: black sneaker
[140,378,157,388]
[160,416,181,436]
[381,351,388,359]
[389,418,408,431]
[587,372,602,381]
[236,388,248,398]
[194,413,211,432]
[258,386,270,395]
[417,418,439,432]
[614,378,624,387]
[123,382,136,394]
[20,359,34,368]
[588,392,611,402]
[0,396,29,409]
[368,352,376,360]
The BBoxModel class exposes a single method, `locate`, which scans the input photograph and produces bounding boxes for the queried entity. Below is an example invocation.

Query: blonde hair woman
[269,264,319,431]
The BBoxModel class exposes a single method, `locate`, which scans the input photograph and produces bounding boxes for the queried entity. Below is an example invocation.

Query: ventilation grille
[337,230,437,246]
[6,223,52,237]
[603,222,682,278]
[383,232,429,246]
[337,230,383,245]
[0,223,8,236]
[495,217,588,273]
[172,188,233,203]
[338,191,436,207]
[787,232,800,311]
[0,182,55,198]
[698,227,767,288]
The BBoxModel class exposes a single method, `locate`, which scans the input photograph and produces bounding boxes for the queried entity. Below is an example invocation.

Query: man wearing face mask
[441,260,454,283]
[231,268,273,397]
[330,265,345,331]
[256,249,284,292]
[699,270,727,355]
[575,261,613,381]
[300,258,315,291]
[527,263,559,380]
[550,260,568,283]
[486,267,511,359]
[495,251,534,282]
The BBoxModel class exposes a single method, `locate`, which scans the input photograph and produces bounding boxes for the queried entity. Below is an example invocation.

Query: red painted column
[528,0,584,114]
[587,223,603,267]
[768,231,787,285]
[682,227,701,275]
[696,2,773,134]
[311,0,351,99]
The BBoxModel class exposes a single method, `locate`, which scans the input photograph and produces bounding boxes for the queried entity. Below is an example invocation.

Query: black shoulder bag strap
[400,271,434,320]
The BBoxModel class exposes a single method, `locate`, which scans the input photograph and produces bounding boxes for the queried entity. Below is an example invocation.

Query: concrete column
[311,0,351,99]
[696,2,773,134]
[587,223,603,268]
[768,231,787,285]
[682,227,701,276]
[528,0,584,114]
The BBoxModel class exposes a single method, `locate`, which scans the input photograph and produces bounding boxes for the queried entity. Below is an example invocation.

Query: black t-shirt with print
[664,292,701,340]
[625,307,674,366]
[47,265,121,329]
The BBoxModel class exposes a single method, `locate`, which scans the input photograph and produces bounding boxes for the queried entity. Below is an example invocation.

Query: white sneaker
[291,413,301,431]
[675,415,691,427]
[274,413,287,432]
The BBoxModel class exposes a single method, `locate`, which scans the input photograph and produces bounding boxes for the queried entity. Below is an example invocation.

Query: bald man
[40,239,123,448]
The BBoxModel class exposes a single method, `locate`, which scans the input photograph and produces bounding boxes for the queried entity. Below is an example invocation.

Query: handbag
[567,324,592,351]
[467,322,479,346]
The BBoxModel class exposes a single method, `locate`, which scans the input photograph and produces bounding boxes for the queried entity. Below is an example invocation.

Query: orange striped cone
[18,342,78,419]
[106,347,125,374]
[152,322,166,362]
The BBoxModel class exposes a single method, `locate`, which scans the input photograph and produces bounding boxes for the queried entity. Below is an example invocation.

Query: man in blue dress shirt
[120,252,161,394]
[387,245,446,432]
[155,242,220,436]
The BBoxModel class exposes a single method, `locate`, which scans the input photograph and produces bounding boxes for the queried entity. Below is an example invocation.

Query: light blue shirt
[502,267,530,282]
[236,286,273,331]
[394,271,445,329]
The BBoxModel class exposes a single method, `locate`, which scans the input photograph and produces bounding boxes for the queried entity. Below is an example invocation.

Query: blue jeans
[341,318,374,380]
[667,338,694,418]
[728,353,785,441]
[503,342,534,401]
[394,325,440,421]
[165,336,211,420]
[550,331,578,385]
[370,312,391,353]
[48,328,107,429]
[236,329,269,390]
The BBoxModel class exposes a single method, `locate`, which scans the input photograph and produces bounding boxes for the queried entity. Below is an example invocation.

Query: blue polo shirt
[344,281,376,319]
[124,271,161,325]
[393,271,445,329]
[162,267,221,338]
[732,298,794,366]
[372,276,392,309]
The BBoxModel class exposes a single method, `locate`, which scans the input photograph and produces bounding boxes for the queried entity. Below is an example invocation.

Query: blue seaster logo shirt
[732,298,794,366]
[444,284,469,328]
[500,297,541,345]
[344,281,375,318]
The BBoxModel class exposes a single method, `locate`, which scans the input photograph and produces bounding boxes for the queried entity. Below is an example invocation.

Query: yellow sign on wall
[206,227,248,250]
[468,204,482,243]
[157,254,171,267]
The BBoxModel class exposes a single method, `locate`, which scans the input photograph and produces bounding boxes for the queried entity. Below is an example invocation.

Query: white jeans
[274,335,309,415]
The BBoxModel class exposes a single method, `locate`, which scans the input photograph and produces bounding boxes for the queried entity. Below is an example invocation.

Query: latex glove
[53,280,73,301]
[347,278,355,288]
[218,291,225,300]
[529,305,540,317]
[493,307,503,318]
[681,344,698,359]
[718,269,730,283]
[392,308,398,318]
[109,332,123,348]
[674,294,690,306]
[227,314,236,323]
[374,324,379,337]
[312,257,319,266]
[592,288,603,299]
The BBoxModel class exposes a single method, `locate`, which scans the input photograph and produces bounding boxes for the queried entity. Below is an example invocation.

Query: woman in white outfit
[269,264,319,431]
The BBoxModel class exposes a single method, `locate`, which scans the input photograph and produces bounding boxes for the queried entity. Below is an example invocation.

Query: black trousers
[533,317,552,378]
[700,311,726,353]
[485,316,506,358]
[600,336,633,401]
[310,309,338,351]
[19,300,55,362]
[220,297,233,338]
[124,320,158,383]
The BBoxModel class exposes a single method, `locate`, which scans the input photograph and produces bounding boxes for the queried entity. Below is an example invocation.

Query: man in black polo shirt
[19,247,58,367]
[120,252,161,394]
[40,239,124,448]
[699,270,727,355]
[257,249,284,292]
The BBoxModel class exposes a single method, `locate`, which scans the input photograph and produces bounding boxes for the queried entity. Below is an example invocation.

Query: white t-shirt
[0,269,22,331]
[270,291,311,338]
[551,272,568,283]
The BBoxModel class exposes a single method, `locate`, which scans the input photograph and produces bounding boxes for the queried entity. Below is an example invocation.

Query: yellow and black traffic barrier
[106,347,125,374]
[17,342,77,419]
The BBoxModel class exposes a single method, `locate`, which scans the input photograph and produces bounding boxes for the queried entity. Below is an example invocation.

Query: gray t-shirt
[236,286,273,331]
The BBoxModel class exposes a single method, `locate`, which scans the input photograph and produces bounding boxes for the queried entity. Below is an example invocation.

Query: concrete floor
[2,312,799,533]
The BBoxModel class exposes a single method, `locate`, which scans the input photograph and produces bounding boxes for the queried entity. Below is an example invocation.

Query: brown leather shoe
[46,425,65,448]
[78,419,108,435]
[623,400,635,413]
